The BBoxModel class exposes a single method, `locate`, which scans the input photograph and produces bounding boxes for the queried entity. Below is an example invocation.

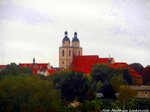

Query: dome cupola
[63,31,70,42]
[72,32,79,42]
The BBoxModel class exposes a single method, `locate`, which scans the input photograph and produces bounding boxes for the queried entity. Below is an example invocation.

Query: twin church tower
[59,31,82,68]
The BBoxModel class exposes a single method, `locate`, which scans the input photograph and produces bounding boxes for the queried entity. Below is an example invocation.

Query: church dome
[63,31,70,42]
[72,32,79,42]
[72,37,79,41]
[63,37,70,41]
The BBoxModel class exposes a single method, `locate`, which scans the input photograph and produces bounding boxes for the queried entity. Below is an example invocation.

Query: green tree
[118,85,137,109]
[4,63,19,75]
[91,64,111,83]
[0,75,61,112]
[51,70,88,102]
[0,63,32,77]
[99,82,116,99]
[19,67,32,75]
[122,69,134,85]
[110,75,126,92]
[136,99,150,109]
[81,99,102,112]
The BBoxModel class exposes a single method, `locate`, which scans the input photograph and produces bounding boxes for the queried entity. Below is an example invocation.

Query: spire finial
[33,57,35,65]
[64,31,68,37]
[74,32,77,37]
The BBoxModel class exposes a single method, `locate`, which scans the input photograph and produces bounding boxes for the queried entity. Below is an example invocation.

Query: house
[129,86,150,98]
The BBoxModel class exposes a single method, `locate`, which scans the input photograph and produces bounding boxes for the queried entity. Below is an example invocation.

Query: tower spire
[33,57,35,65]
[108,54,111,64]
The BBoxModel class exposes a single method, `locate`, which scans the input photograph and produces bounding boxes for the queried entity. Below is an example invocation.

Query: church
[59,31,142,85]
[0,31,143,85]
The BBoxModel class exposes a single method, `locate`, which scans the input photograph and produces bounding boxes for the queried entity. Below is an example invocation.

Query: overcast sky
[0,0,150,67]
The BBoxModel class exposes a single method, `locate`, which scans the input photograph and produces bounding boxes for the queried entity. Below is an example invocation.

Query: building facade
[129,86,150,98]
[59,31,82,68]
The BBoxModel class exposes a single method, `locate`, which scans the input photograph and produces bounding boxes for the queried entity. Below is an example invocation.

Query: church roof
[99,58,114,64]
[70,55,141,78]
[70,55,99,74]
[72,37,79,42]
[63,36,70,41]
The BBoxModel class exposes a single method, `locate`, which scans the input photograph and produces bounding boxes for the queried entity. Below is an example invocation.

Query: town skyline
[0,0,150,67]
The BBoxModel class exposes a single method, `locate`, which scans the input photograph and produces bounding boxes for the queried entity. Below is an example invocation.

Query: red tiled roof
[47,69,56,74]
[128,67,142,77]
[19,64,33,68]
[98,58,113,64]
[19,63,48,68]
[0,65,7,69]
[19,63,48,75]
[110,62,141,77]
[70,55,99,74]
[110,62,128,69]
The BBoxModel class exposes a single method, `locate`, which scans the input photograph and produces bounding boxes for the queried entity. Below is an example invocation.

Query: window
[78,51,80,55]
[69,50,71,57]
[145,91,148,97]
[62,61,64,64]
[62,50,65,56]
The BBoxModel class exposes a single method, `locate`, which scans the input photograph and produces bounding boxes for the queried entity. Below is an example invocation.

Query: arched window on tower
[62,50,65,57]
[78,51,80,55]
[69,50,71,57]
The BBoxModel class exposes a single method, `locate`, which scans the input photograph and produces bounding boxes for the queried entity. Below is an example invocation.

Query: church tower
[59,31,82,68]
[72,32,82,56]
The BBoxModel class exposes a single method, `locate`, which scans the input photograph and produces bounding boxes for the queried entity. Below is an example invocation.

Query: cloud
[110,0,150,36]
[0,0,52,24]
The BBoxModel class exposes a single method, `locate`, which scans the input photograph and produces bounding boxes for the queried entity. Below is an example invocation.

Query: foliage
[99,82,116,99]
[3,63,19,75]
[95,81,103,92]
[91,64,112,82]
[0,63,32,76]
[118,85,137,108]
[122,69,134,85]
[142,65,150,85]
[50,70,88,102]
[129,63,144,75]
[0,75,61,112]
[110,74,126,92]
[81,99,102,112]
[136,99,150,109]
[126,99,137,109]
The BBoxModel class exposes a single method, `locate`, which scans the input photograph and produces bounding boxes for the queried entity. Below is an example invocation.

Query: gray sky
[0,0,150,67]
